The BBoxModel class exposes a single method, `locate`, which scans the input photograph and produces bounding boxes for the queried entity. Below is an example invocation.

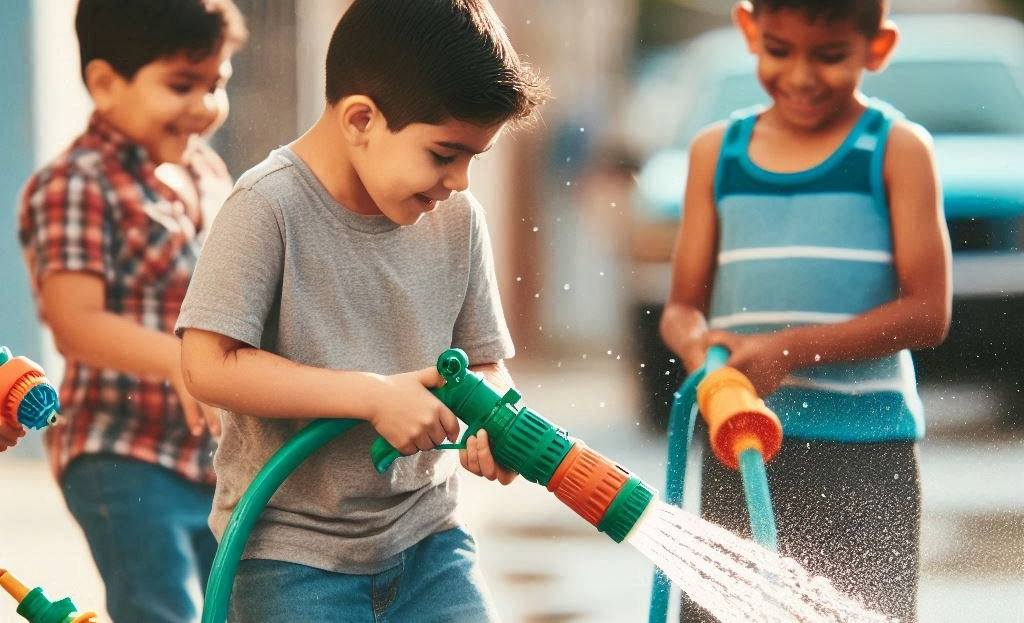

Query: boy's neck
[290,112,369,214]
[750,94,869,173]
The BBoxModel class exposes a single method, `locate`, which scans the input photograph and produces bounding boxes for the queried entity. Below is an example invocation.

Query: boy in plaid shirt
[17,1,246,621]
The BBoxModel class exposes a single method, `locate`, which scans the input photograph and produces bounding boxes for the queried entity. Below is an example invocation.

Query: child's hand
[0,423,26,451]
[370,367,461,457]
[705,330,791,397]
[460,429,517,485]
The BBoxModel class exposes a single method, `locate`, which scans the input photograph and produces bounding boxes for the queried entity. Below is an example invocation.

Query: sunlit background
[1,1,1022,622]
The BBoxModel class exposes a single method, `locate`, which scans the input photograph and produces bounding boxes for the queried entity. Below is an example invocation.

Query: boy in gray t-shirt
[175,1,548,620]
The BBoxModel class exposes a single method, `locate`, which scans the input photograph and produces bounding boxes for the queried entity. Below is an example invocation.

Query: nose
[787,56,817,91]
[444,162,471,193]
[191,90,229,135]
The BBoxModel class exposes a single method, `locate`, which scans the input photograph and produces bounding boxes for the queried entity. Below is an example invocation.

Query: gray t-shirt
[176,146,514,574]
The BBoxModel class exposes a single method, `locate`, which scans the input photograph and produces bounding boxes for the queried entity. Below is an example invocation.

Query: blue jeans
[228,527,500,623]
[61,454,217,623]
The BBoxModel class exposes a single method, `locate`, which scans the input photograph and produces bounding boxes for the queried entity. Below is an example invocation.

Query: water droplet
[532,226,539,232]
[802,402,809,408]
[563,283,571,291]
[814,354,821,362]
[783,350,790,356]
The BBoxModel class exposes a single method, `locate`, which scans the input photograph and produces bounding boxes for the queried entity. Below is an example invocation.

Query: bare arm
[179,327,461,455]
[659,124,727,374]
[712,121,952,394]
[40,271,218,435]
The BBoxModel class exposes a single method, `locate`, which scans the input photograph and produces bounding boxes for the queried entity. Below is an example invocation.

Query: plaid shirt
[18,112,231,485]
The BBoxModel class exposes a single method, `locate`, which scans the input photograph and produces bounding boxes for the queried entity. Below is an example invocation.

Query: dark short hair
[750,0,887,38]
[324,0,548,130]
[75,0,248,82]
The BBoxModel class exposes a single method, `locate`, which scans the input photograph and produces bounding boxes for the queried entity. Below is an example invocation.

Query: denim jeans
[61,454,217,623]
[228,526,501,623]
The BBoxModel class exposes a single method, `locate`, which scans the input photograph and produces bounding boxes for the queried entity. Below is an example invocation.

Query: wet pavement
[1,357,1022,623]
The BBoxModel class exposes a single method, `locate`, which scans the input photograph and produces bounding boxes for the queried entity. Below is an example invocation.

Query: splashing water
[628,501,895,623]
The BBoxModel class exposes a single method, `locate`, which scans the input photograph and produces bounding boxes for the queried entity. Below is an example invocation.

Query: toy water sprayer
[0,568,102,623]
[371,348,657,543]
[0,345,60,430]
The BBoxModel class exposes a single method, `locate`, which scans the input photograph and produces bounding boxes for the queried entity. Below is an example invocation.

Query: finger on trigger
[441,407,460,443]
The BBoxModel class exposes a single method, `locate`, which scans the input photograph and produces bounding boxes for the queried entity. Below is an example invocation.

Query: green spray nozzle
[370,349,575,485]
[0,569,101,623]
[370,348,655,543]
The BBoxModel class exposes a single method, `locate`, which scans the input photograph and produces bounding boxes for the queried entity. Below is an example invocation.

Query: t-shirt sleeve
[175,187,284,348]
[452,195,515,364]
[18,161,110,288]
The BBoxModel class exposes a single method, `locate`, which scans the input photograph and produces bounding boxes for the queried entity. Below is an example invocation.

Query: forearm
[470,360,513,393]
[182,338,385,420]
[770,296,949,369]
[50,309,180,380]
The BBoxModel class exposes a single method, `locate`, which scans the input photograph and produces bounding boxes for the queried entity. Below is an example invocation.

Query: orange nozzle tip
[0,570,31,602]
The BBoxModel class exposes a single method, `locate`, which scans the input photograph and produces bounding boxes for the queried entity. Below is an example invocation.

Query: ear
[334,95,382,146]
[732,1,759,54]
[866,21,898,72]
[84,59,121,112]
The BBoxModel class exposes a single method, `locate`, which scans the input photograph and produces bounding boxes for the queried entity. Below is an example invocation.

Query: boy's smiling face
[736,4,896,133]
[90,48,233,165]
[350,112,505,226]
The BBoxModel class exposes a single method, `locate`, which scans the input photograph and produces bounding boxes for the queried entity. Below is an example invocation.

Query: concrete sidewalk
[2,356,1022,622]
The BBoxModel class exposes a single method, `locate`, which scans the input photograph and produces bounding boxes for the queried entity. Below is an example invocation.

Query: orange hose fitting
[697,366,783,470]
[546,442,631,527]
[0,358,41,425]
[0,569,30,602]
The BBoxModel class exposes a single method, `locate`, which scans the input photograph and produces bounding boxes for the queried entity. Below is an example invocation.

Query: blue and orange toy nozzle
[370,348,656,543]
[0,346,60,430]
[0,568,102,623]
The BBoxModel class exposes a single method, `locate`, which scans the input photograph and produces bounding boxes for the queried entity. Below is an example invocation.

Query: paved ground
[1,356,1022,623]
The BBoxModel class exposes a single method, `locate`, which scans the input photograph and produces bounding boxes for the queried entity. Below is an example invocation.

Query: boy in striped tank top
[660,1,951,620]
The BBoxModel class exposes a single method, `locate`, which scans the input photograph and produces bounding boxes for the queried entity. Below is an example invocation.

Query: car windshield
[689,60,1024,143]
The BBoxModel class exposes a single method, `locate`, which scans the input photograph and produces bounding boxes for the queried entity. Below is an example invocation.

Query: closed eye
[431,152,457,165]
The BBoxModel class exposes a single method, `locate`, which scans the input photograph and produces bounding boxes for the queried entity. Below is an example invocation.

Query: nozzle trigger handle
[368,385,443,473]
[370,348,474,473]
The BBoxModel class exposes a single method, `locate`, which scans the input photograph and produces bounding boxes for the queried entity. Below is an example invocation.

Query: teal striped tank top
[710,101,923,441]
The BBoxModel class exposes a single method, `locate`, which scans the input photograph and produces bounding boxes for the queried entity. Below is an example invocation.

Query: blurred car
[622,14,1024,428]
